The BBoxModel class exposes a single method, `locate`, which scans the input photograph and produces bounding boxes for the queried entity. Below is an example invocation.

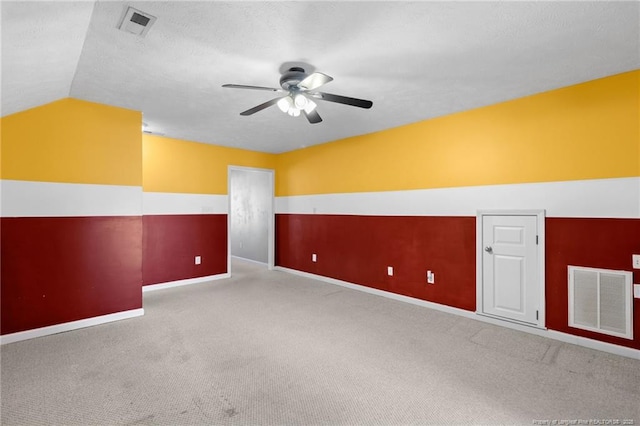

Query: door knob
[484,246,493,254]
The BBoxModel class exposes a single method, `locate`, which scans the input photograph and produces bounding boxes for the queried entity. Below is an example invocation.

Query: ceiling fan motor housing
[280,67,308,90]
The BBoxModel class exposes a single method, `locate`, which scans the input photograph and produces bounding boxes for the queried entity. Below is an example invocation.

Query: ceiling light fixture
[277,94,317,118]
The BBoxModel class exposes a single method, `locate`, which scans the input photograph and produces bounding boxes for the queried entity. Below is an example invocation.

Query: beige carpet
[2,259,639,425]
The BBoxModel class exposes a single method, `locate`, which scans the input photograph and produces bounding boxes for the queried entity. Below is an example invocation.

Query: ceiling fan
[222,66,373,124]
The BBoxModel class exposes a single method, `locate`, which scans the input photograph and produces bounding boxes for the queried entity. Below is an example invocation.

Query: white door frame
[227,165,275,273]
[476,209,546,329]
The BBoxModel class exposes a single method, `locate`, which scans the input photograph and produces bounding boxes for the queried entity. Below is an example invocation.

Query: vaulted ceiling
[2,1,639,153]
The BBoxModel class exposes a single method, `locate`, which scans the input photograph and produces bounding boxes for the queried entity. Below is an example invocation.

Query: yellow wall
[2,71,637,196]
[142,134,276,195]
[0,117,3,176]
[1,98,141,186]
[276,70,640,196]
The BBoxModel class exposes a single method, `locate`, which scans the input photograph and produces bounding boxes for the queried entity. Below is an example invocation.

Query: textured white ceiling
[2,1,639,153]
[1,1,94,116]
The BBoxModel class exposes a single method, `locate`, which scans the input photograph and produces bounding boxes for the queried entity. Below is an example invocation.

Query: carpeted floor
[2,259,639,425]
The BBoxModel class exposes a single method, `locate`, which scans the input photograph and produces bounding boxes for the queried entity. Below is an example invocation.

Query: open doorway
[227,166,275,273]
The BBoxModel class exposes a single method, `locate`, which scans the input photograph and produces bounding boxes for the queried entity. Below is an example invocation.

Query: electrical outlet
[427,270,435,284]
[312,253,317,262]
[633,254,640,269]
[387,266,393,276]
[195,256,201,265]
[634,284,640,299]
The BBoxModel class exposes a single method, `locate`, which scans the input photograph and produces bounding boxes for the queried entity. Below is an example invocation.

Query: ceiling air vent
[118,7,156,37]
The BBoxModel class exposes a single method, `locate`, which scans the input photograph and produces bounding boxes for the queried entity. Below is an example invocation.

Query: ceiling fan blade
[240,97,285,116]
[299,72,333,91]
[303,109,322,124]
[223,84,285,93]
[311,92,373,109]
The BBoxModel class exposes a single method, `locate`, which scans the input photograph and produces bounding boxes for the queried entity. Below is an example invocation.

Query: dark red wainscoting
[276,214,477,311]
[142,214,227,286]
[546,217,640,350]
[1,216,143,335]
[277,214,640,350]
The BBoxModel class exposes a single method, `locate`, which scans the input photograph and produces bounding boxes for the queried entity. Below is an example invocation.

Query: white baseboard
[275,266,474,317]
[143,273,230,292]
[231,255,268,266]
[275,266,640,360]
[0,308,144,345]
[544,330,639,360]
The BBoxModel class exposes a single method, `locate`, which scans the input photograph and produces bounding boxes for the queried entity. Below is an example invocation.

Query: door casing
[476,209,546,329]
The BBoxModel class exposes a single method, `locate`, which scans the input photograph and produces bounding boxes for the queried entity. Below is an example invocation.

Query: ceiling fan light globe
[304,99,317,114]
[288,108,300,117]
[277,97,290,113]
[294,94,308,109]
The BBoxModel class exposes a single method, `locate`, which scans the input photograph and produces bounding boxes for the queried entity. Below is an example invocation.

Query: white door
[481,215,540,325]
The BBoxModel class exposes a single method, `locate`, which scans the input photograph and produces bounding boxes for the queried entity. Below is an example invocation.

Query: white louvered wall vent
[118,7,157,37]
[568,266,633,340]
